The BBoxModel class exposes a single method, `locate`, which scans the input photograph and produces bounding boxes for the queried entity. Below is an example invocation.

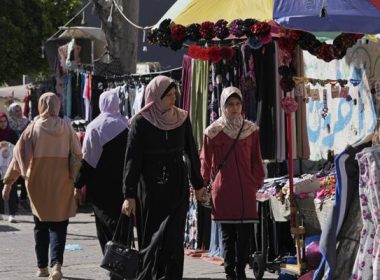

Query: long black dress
[123,115,203,280]
[75,129,129,254]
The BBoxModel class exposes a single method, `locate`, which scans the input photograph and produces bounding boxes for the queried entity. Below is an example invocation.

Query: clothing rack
[104,66,182,81]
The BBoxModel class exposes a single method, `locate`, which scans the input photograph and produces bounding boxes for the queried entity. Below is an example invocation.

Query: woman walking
[2,92,82,280]
[0,112,18,222]
[200,87,265,280]
[122,76,206,280]
[8,103,30,211]
[75,89,129,280]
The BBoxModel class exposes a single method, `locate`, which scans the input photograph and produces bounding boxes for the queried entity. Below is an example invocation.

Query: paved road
[0,208,277,280]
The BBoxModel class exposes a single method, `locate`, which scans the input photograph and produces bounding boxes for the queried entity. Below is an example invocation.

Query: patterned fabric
[314,143,371,280]
[353,146,380,279]
[184,190,198,249]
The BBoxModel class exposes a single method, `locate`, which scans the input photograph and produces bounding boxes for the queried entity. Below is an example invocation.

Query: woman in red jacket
[200,87,265,280]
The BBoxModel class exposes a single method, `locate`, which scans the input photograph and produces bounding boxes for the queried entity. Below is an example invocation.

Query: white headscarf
[204,87,258,139]
[82,89,129,168]
[8,103,29,132]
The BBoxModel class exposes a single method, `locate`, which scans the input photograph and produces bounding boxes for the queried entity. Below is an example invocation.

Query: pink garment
[200,130,265,221]
[83,74,92,121]
[136,75,188,131]
[23,90,30,118]
[180,55,192,112]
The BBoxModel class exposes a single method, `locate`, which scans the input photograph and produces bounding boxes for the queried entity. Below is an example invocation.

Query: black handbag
[100,214,139,279]
[201,122,245,208]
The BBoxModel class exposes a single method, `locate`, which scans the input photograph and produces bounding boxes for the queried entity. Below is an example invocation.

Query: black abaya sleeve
[74,160,93,189]
[184,117,204,189]
[123,116,143,199]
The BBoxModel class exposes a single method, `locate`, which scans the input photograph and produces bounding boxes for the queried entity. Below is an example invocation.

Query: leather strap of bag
[112,214,136,249]
[208,121,245,189]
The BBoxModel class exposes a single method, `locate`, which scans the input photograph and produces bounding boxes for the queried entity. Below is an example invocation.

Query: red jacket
[200,130,264,221]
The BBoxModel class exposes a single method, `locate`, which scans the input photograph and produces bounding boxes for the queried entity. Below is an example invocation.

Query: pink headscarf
[136,76,188,130]
[38,92,61,119]
[204,87,258,140]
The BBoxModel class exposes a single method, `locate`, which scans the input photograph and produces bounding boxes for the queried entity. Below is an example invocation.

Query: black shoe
[237,272,247,280]
[226,276,236,280]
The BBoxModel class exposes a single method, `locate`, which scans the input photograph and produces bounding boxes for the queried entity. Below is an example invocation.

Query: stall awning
[156,0,273,27]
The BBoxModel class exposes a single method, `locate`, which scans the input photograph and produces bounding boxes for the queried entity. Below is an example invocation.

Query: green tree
[0,0,82,84]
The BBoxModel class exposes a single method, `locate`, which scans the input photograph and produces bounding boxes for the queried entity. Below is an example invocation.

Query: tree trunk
[93,0,139,74]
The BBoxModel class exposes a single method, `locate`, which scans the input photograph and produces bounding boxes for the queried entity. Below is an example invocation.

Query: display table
[269,196,334,235]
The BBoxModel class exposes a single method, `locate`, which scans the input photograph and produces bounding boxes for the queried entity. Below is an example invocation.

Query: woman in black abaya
[122,75,206,280]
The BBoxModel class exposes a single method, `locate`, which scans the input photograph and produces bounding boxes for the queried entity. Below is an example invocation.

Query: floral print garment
[352,151,375,280]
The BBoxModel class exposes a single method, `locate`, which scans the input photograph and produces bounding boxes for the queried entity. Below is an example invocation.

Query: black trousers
[33,216,69,268]
[221,223,251,277]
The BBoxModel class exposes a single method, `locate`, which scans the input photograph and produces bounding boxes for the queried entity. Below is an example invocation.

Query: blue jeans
[33,216,69,268]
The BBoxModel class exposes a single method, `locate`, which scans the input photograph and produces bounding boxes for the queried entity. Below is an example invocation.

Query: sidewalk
[0,207,277,280]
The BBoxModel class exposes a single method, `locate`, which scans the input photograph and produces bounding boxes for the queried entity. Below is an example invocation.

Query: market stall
[143,1,380,279]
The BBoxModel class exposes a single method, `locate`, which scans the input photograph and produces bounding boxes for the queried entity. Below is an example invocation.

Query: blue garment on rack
[313,151,346,280]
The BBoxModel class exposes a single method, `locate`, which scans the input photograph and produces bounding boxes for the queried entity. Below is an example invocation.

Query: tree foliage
[0,0,82,84]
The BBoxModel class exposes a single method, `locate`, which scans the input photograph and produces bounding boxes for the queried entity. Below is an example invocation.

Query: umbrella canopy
[58,26,107,60]
[59,26,106,42]
[155,0,273,27]
[273,0,380,34]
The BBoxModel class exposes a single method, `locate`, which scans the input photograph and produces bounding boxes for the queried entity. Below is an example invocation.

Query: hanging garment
[83,74,92,121]
[116,85,129,117]
[190,59,209,149]
[352,149,375,280]
[314,142,371,280]
[180,55,193,112]
[132,84,144,116]
[71,71,83,119]
[352,145,380,279]
[64,73,72,117]
[253,42,277,159]
[239,45,257,122]
[90,75,106,120]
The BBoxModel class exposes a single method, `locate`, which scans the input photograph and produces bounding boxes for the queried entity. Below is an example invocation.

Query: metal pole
[91,40,94,66]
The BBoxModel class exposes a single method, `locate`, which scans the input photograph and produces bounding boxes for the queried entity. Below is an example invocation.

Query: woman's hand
[2,184,12,201]
[122,198,136,216]
[195,187,207,202]
[74,188,82,206]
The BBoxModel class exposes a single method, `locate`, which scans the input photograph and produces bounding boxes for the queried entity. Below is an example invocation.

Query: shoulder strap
[210,121,245,181]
